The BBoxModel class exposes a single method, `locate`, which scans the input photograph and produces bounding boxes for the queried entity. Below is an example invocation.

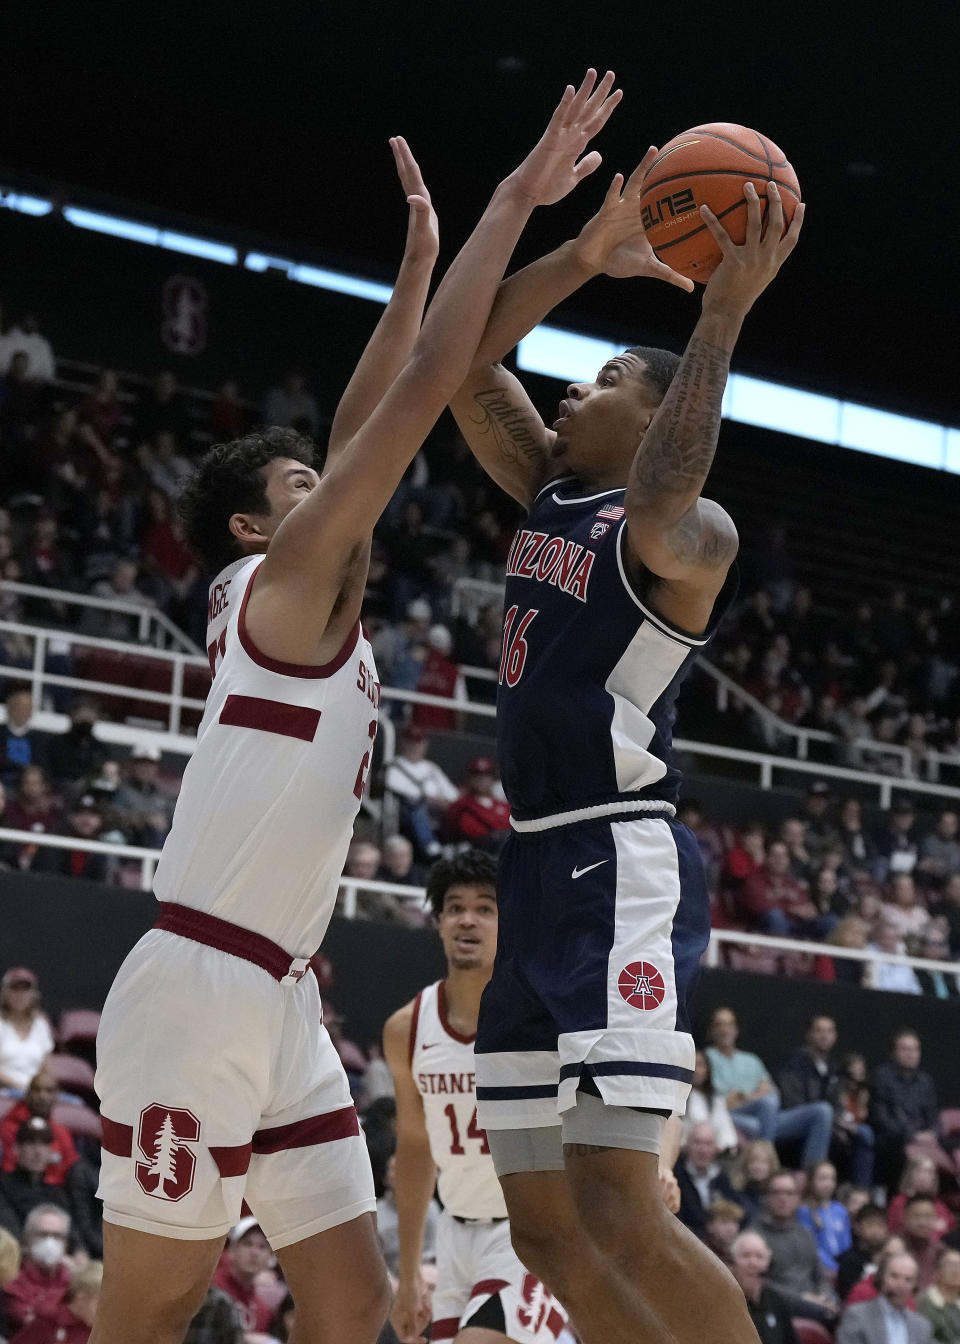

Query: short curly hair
[426,849,498,919]
[177,426,318,575]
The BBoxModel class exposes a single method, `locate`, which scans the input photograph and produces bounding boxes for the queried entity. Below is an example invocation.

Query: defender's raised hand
[506,69,622,208]
[390,135,439,265]
[700,180,805,316]
[572,145,695,290]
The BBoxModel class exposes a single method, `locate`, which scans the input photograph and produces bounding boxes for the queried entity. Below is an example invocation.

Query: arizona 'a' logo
[135,1104,200,1201]
[618,961,666,1011]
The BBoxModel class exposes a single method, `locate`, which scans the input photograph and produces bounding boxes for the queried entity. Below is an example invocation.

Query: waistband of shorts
[449,1213,509,1225]
[154,903,313,986]
[509,799,676,832]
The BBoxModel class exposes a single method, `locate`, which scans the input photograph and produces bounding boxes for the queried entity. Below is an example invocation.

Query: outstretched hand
[572,146,695,291]
[700,180,804,317]
[390,135,439,265]
[506,69,622,208]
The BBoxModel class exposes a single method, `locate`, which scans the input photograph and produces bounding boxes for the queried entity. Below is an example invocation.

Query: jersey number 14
[444,1103,490,1155]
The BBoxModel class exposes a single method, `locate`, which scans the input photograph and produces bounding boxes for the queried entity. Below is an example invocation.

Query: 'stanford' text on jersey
[154,555,379,954]
[409,980,506,1220]
[497,478,736,821]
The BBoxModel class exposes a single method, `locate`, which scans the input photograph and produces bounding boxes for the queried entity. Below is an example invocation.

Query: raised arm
[451,148,695,506]
[325,138,439,464]
[624,182,804,621]
[383,1005,438,1344]
[249,71,621,662]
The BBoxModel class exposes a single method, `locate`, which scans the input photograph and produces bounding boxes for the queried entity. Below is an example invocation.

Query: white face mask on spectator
[30,1235,65,1268]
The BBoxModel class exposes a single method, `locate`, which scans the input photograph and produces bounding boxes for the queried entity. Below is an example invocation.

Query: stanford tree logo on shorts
[135,1104,201,1201]
[617,961,666,1010]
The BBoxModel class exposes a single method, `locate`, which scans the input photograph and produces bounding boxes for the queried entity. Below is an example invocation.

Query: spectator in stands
[209,380,249,440]
[411,626,465,732]
[673,1122,739,1237]
[882,874,931,945]
[0,1206,71,1336]
[134,371,190,447]
[0,1070,77,1184]
[916,928,960,998]
[706,1007,834,1168]
[685,1050,739,1152]
[0,314,55,384]
[112,745,173,846]
[739,839,837,940]
[0,354,44,448]
[838,1251,933,1343]
[721,821,766,902]
[0,1223,21,1287]
[45,701,107,793]
[0,970,54,1093]
[47,794,109,883]
[4,765,62,852]
[777,1016,875,1186]
[837,1203,896,1301]
[803,780,841,864]
[871,1030,941,1189]
[0,689,46,789]
[343,839,407,922]
[376,835,425,889]
[797,1160,853,1272]
[9,1259,103,1343]
[837,796,880,874]
[676,800,727,895]
[889,1157,956,1239]
[876,798,921,878]
[444,758,510,854]
[262,369,320,437]
[82,560,155,642]
[211,1218,274,1334]
[0,1122,70,1231]
[383,725,458,860]
[779,817,813,886]
[180,1285,244,1344]
[20,515,77,604]
[932,875,960,957]
[730,1141,782,1223]
[867,918,923,994]
[750,1171,837,1326]
[137,430,192,500]
[729,1230,799,1344]
[902,1197,945,1292]
[920,811,960,881]
[77,370,122,446]
[141,487,200,621]
[703,1198,744,1265]
[917,1245,960,1343]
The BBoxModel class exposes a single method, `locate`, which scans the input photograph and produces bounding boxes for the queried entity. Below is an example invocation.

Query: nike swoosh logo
[571,861,609,880]
[421,1042,440,1050]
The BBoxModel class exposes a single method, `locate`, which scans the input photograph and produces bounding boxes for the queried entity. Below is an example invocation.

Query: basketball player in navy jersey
[450,168,804,1342]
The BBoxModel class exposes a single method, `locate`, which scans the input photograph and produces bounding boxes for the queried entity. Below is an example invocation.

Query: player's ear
[229,511,269,548]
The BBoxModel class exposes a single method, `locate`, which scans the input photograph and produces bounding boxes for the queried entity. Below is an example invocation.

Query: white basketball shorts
[96,906,375,1248]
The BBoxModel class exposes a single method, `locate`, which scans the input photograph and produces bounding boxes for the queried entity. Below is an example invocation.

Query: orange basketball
[639,123,801,282]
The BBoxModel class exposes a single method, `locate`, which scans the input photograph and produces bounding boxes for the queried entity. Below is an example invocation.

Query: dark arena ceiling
[3,0,957,419]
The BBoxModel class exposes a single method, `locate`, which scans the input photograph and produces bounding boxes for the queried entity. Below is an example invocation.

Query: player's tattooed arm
[625,328,738,578]
[450,365,554,507]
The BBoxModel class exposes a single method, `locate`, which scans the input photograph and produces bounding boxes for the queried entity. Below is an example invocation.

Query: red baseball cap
[468,757,496,775]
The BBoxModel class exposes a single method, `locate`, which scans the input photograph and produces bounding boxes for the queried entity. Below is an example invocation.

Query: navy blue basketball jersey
[496,477,737,821]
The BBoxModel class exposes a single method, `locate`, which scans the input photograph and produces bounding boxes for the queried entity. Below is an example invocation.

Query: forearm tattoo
[470,388,545,467]
[630,336,731,501]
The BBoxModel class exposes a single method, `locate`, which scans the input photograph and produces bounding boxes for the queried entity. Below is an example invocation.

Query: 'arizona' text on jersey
[497,478,736,821]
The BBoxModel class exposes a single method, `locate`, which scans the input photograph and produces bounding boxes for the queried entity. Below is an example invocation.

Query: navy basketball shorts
[475,810,710,1131]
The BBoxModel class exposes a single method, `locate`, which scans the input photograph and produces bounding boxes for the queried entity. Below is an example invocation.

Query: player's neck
[443,969,489,1032]
[575,465,629,493]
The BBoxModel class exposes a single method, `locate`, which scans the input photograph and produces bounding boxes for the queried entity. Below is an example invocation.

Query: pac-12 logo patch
[135,1104,200,1201]
[618,961,666,1010]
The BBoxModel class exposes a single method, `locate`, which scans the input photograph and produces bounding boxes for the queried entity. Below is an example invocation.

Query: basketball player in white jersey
[383,852,567,1344]
[90,72,625,1344]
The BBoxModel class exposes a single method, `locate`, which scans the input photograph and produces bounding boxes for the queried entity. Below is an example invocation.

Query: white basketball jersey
[154,555,380,955]
[410,981,506,1220]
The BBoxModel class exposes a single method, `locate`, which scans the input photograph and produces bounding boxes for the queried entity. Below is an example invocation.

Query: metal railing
[4,827,959,984]
[0,581,200,653]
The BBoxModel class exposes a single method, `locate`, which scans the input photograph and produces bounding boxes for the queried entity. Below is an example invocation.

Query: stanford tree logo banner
[135,1104,201,1201]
